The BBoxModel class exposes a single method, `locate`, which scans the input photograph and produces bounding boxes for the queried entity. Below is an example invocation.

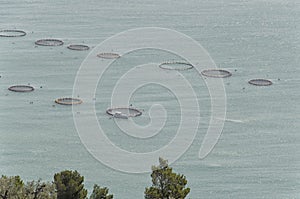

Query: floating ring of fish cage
[159,61,194,71]
[0,30,26,37]
[248,79,272,86]
[106,107,142,118]
[8,85,34,92]
[35,39,64,46]
[201,69,232,78]
[67,44,90,51]
[97,52,121,59]
[55,97,83,105]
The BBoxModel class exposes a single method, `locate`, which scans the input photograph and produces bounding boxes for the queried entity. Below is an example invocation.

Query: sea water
[0,0,299,198]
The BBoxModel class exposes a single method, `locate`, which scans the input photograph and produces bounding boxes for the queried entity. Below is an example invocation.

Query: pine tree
[54,170,87,199]
[144,158,190,199]
[25,179,57,199]
[0,175,25,199]
[90,184,113,199]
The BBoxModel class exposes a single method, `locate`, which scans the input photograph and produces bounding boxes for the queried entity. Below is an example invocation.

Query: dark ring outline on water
[201,69,232,78]
[0,30,26,37]
[248,79,273,86]
[55,97,83,105]
[8,85,34,92]
[159,61,194,71]
[67,44,90,51]
[106,107,142,117]
[35,39,64,46]
[97,52,121,59]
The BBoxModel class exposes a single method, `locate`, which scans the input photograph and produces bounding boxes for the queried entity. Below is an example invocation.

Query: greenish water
[0,0,299,198]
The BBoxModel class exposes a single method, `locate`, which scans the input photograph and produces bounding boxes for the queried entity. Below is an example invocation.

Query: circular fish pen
[8,85,34,92]
[0,30,26,37]
[106,107,142,118]
[67,44,90,51]
[159,61,193,71]
[97,52,121,59]
[35,39,64,46]
[201,69,232,78]
[248,79,272,86]
[55,97,83,105]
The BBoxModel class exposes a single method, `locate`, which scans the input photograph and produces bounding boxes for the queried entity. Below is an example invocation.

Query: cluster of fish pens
[1,29,273,119]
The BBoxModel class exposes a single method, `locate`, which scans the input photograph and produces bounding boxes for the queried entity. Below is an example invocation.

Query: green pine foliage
[1,160,190,199]
[0,175,25,199]
[144,158,190,199]
[54,170,87,199]
[90,184,113,199]
[25,179,57,199]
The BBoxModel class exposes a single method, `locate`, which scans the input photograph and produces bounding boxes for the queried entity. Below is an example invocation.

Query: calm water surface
[0,0,299,198]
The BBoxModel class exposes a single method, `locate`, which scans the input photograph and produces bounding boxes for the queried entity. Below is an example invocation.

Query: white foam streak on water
[216,117,245,123]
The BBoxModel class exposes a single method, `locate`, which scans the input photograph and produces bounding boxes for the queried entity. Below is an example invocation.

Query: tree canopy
[1,159,191,199]
[144,158,190,199]
[0,175,24,199]
[90,184,113,199]
[25,180,56,199]
[54,170,87,199]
